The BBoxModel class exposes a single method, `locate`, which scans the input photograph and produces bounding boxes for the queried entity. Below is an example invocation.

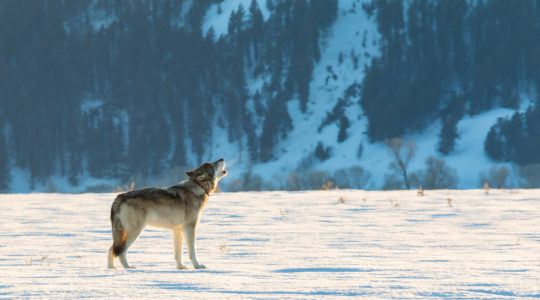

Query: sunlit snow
[1,190,539,298]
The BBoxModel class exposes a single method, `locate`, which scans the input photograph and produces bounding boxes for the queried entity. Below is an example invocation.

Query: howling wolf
[108,159,227,269]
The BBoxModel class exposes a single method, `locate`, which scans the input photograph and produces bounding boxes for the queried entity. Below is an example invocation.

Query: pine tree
[266,0,274,11]
[259,94,292,162]
[437,116,459,155]
[0,130,10,191]
[484,122,504,162]
[68,152,81,186]
[337,116,350,143]
[315,142,331,161]
[249,0,264,62]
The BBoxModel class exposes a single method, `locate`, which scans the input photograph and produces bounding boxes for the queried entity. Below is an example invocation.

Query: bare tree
[385,138,417,189]
[519,164,540,188]
[480,166,510,189]
[423,156,457,189]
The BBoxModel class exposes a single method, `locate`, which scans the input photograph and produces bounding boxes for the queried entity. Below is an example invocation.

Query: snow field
[1,190,539,298]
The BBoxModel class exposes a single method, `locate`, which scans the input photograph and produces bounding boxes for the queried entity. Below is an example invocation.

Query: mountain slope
[213,0,532,190]
[1,0,538,192]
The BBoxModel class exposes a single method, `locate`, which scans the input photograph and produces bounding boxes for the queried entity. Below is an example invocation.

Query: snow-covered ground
[1,190,539,298]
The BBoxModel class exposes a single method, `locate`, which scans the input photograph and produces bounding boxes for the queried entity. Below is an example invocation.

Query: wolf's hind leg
[119,228,143,269]
[119,252,133,269]
[107,246,116,269]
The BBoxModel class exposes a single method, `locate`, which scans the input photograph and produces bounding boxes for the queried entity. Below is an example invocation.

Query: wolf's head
[186,158,227,194]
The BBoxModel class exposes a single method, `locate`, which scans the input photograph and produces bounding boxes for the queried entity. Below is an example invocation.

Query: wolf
[107,158,227,269]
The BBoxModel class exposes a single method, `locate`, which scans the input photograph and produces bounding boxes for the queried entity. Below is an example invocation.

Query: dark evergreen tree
[266,0,274,11]
[485,124,504,162]
[68,152,82,186]
[249,0,264,62]
[314,142,331,161]
[337,116,350,143]
[0,130,10,191]
[259,94,293,162]
[437,116,459,155]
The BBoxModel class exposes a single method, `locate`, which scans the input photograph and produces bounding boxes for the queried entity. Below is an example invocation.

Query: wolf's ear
[196,173,211,181]
[186,170,196,178]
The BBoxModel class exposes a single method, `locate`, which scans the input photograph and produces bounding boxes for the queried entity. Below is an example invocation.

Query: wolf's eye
[207,165,215,176]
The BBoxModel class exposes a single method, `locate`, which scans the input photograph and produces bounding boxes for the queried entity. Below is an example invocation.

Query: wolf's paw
[193,264,206,269]
[177,264,189,270]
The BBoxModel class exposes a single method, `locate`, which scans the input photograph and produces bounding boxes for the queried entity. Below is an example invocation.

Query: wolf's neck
[192,179,211,195]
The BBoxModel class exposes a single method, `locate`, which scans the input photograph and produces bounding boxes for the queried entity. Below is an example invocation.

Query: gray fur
[108,159,227,269]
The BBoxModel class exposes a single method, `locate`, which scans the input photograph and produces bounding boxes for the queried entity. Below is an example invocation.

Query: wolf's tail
[110,196,126,257]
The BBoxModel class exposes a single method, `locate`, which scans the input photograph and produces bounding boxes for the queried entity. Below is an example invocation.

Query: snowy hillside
[1,190,539,298]
[207,0,529,190]
[2,0,539,193]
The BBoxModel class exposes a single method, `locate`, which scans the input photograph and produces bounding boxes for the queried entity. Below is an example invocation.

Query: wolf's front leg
[183,225,205,269]
[173,228,188,269]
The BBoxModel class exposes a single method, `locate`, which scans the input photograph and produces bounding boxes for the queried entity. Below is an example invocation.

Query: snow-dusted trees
[0,0,339,185]
[485,105,540,165]
[360,0,540,162]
